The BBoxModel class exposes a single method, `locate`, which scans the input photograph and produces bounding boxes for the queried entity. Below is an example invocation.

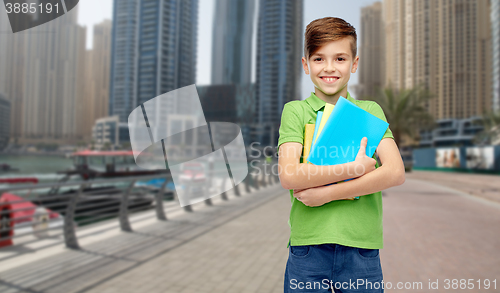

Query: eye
[336,57,346,62]
[313,57,322,62]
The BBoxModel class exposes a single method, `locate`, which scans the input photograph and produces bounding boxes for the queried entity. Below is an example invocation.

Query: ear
[351,55,359,74]
[301,57,309,75]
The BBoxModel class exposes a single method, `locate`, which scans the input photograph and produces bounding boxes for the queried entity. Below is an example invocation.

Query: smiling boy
[277,17,405,292]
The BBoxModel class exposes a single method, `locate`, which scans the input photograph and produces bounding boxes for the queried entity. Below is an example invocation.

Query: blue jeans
[284,244,384,292]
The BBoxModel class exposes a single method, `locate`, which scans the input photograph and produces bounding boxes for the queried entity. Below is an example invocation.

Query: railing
[0,161,280,253]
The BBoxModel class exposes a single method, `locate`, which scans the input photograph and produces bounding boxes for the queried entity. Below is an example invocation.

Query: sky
[78,0,378,100]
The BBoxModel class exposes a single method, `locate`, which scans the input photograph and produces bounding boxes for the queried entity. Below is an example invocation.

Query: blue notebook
[308,97,389,166]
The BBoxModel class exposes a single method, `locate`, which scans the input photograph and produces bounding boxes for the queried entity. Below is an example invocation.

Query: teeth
[323,77,335,82]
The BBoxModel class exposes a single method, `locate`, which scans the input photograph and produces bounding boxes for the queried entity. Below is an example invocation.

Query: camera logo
[128,85,249,207]
[3,0,79,33]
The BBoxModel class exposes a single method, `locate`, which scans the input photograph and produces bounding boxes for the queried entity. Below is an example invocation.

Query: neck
[314,84,348,105]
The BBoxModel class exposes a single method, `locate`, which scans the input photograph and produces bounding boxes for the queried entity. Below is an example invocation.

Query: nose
[323,60,336,73]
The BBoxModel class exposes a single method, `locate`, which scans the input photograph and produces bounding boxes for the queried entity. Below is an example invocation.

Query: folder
[315,103,335,145]
[308,97,389,166]
[302,124,315,164]
[311,110,323,148]
[306,104,359,200]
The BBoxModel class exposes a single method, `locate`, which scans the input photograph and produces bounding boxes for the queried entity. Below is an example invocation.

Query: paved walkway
[381,177,500,292]
[0,171,499,292]
[86,184,290,293]
[0,182,291,293]
[406,170,500,203]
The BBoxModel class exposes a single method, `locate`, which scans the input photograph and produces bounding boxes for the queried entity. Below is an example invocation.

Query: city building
[109,0,198,123]
[196,84,255,124]
[0,5,87,143]
[255,0,303,145]
[419,117,484,147]
[197,84,255,145]
[84,19,112,138]
[358,2,384,99]
[0,6,28,143]
[383,0,492,120]
[211,0,255,85]
[0,93,10,150]
[92,116,130,150]
[493,0,500,112]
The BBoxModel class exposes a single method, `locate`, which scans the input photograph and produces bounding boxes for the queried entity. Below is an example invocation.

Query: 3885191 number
[443,279,496,290]
[5,2,59,14]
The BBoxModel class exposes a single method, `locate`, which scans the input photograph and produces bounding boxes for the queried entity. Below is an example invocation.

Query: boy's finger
[357,137,367,154]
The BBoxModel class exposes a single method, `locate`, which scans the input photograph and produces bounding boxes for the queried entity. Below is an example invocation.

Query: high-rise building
[23,8,87,142]
[493,0,500,112]
[0,93,10,150]
[382,0,405,91]
[0,4,87,143]
[197,84,255,124]
[383,0,492,120]
[197,84,255,147]
[0,6,28,142]
[256,0,303,145]
[211,0,255,85]
[109,0,198,123]
[85,19,112,138]
[359,2,384,99]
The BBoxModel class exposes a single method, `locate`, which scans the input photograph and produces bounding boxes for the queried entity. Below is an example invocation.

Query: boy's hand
[353,137,376,177]
[293,186,330,207]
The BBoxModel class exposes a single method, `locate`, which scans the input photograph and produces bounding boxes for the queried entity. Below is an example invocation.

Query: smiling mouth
[320,77,339,83]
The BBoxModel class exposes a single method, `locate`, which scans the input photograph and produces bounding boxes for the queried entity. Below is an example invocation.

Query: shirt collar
[305,92,356,111]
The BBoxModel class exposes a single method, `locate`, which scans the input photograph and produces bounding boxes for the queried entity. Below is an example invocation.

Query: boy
[277,17,405,292]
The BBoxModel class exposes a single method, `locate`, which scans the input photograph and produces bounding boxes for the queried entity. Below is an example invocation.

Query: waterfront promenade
[1,171,499,292]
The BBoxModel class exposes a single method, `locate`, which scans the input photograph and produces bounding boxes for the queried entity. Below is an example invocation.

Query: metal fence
[0,161,280,255]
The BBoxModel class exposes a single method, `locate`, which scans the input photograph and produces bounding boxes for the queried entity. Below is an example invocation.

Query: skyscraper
[255,0,303,145]
[493,0,500,112]
[359,2,384,99]
[211,0,255,85]
[84,19,112,138]
[92,20,112,121]
[383,0,492,120]
[0,93,10,150]
[0,7,26,142]
[23,9,87,141]
[0,4,87,143]
[109,0,198,123]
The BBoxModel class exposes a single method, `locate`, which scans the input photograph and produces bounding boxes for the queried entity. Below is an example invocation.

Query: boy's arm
[293,138,405,207]
[278,137,377,190]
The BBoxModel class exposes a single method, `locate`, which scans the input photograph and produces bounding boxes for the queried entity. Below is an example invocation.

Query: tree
[367,86,435,147]
[120,142,132,150]
[474,111,500,145]
[102,142,112,151]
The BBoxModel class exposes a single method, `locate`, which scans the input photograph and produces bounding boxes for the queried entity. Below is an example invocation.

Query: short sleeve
[277,103,304,151]
[369,102,394,140]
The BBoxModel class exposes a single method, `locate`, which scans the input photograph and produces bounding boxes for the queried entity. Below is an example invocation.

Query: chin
[319,88,341,96]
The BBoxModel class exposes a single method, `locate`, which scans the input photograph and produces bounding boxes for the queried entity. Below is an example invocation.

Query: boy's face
[301,38,359,102]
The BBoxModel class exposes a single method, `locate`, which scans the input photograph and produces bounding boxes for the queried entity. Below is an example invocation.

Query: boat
[2,151,172,226]
[0,178,38,185]
[0,163,19,172]
[61,150,168,180]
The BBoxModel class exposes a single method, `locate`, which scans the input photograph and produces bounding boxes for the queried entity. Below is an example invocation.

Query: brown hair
[304,17,357,59]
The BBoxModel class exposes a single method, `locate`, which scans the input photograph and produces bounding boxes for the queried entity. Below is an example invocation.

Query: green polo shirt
[277,92,394,249]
